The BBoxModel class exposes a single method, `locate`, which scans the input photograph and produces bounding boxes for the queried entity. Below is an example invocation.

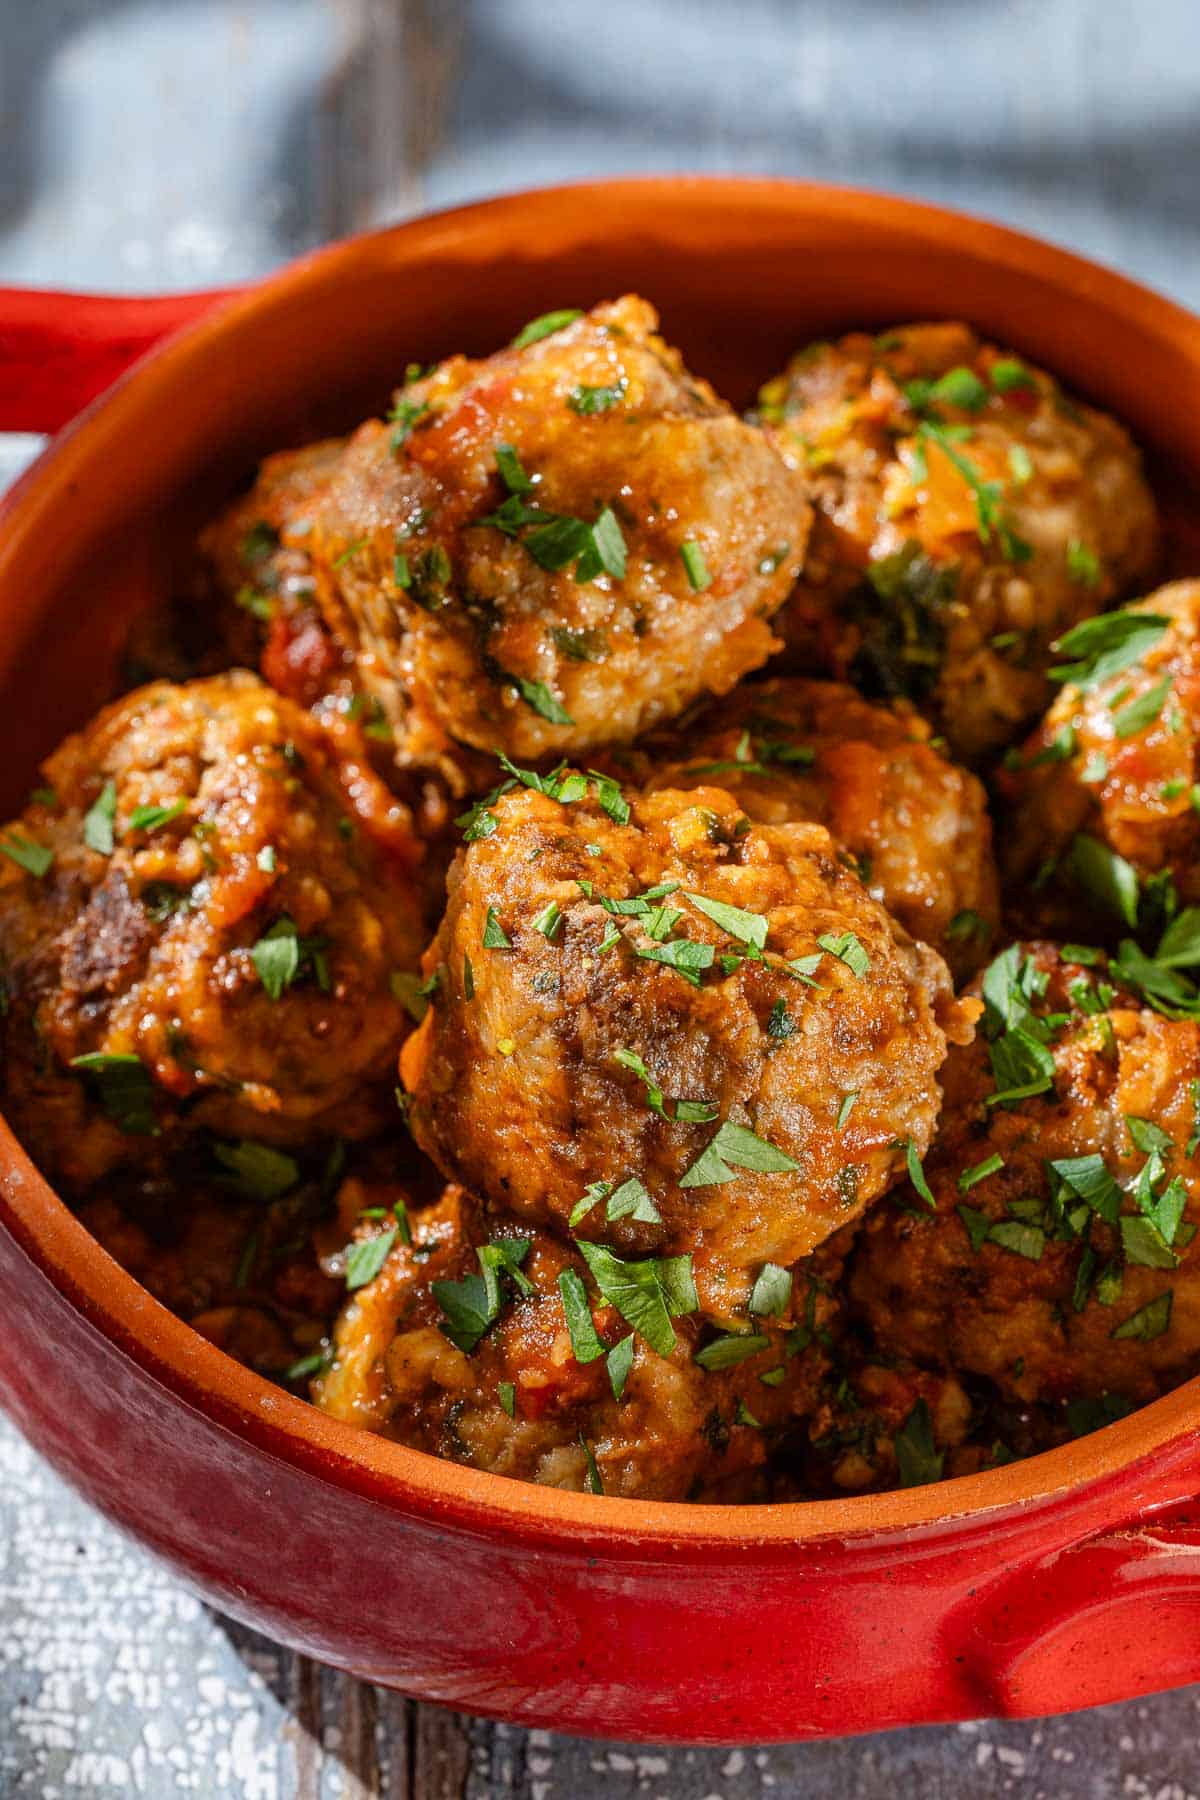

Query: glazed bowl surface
[4,178,1200,1743]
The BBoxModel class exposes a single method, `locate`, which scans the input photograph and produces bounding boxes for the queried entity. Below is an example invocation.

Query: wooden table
[3,2,1200,1792]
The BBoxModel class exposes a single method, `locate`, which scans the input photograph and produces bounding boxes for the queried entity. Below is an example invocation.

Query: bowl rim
[3,172,1200,1553]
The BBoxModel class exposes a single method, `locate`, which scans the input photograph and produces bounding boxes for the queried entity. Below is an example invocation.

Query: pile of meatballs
[7,295,1200,1504]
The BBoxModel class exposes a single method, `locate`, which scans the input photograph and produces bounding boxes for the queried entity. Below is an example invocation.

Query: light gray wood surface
[4,3,1200,1793]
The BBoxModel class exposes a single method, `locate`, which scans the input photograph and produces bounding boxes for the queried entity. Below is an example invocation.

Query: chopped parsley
[748,1263,791,1318]
[1049,610,1169,691]
[83,780,117,855]
[511,308,582,349]
[606,1333,635,1401]
[345,1226,399,1291]
[679,1120,798,1188]
[816,931,869,977]
[482,906,512,949]
[250,916,329,1001]
[894,1398,944,1487]
[1066,540,1101,587]
[498,1381,517,1417]
[568,383,623,415]
[990,357,1034,393]
[432,1239,533,1352]
[573,1240,697,1359]
[1068,834,1139,928]
[695,1332,770,1372]
[557,1268,607,1363]
[685,891,768,951]
[0,832,52,878]
[69,1051,157,1136]
[1112,675,1172,739]
[506,674,574,726]
[1110,1291,1173,1342]
[579,1433,605,1494]
[902,1137,936,1208]
[213,1139,299,1200]
[958,1153,1004,1193]
[127,800,186,835]
[680,541,712,592]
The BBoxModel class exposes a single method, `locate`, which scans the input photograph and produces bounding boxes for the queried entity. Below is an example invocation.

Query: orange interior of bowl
[3,177,1200,1544]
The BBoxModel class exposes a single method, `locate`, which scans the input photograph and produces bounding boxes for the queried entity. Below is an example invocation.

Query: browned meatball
[624,676,999,977]
[199,438,353,710]
[1001,583,1200,942]
[850,942,1200,1407]
[758,324,1158,762]
[313,1183,842,1502]
[400,776,976,1295]
[272,296,810,772]
[0,672,424,1192]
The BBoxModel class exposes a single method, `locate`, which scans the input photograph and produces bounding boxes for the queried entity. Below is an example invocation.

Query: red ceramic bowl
[4,179,1200,1746]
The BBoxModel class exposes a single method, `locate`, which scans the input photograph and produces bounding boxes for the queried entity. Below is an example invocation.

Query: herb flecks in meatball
[850,942,1200,1406]
[400,773,976,1290]
[274,297,811,771]
[0,672,424,1191]
[759,323,1158,762]
[623,675,1000,977]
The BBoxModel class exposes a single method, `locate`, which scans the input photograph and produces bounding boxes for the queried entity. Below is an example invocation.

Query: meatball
[1001,583,1200,938]
[623,675,999,977]
[0,672,424,1192]
[850,942,1200,1407]
[758,323,1158,762]
[313,1183,841,1502]
[199,438,352,711]
[400,776,976,1293]
[277,296,810,771]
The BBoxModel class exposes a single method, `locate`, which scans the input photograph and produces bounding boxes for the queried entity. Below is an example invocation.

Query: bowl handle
[0,287,237,434]
[977,1497,1200,1716]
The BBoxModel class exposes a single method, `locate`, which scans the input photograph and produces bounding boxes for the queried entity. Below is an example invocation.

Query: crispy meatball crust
[759,323,1158,763]
[1001,584,1200,931]
[0,672,424,1191]
[288,296,810,770]
[850,943,1200,1406]
[624,675,1000,977]
[313,1184,841,1502]
[400,780,976,1291]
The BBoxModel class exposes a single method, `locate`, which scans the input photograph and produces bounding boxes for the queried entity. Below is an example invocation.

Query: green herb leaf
[835,1091,857,1130]
[1068,833,1140,927]
[636,937,715,984]
[573,1240,696,1359]
[1066,539,1101,588]
[69,1051,158,1136]
[957,1204,992,1253]
[1113,675,1172,739]
[680,1120,798,1188]
[251,917,301,1000]
[816,931,870,977]
[894,1399,944,1487]
[695,1332,770,1372]
[685,891,768,951]
[83,780,117,855]
[568,383,624,415]
[991,358,1034,393]
[557,1268,607,1363]
[579,1433,605,1494]
[345,1226,399,1291]
[958,1153,1004,1192]
[495,442,533,495]
[1050,611,1170,690]
[605,1176,663,1224]
[482,906,512,949]
[508,674,574,726]
[680,540,712,591]
[606,1333,635,1401]
[498,1381,517,1417]
[1110,1291,1173,1341]
[1120,1215,1179,1270]
[988,1219,1045,1261]
[1050,1154,1122,1225]
[213,1139,299,1200]
[748,1263,791,1318]
[0,832,53,878]
[511,309,582,349]
[127,800,186,835]
[903,1137,936,1208]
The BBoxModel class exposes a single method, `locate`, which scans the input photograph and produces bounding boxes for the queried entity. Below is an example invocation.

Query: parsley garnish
[574,1240,697,1358]
[1049,610,1169,690]
[69,1051,157,1136]
[679,1120,798,1188]
[816,931,869,976]
[606,1334,635,1401]
[894,1399,944,1487]
[748,1263,791,1318]
[902,1137,935,1208]
[506,674,574,726]
[1112,675,1172,739]
[0,832,52,878]
[498,1381,517,1417]
[1068,834,1140,928]
[345,1226,399,1291]
[83,780,117,855]
[511,308,582,349]
[1066,539,1101,588]
[433,1239,532,1352]
[213,1139,298,1200]
[127,800,186,835]
[680,541,712,592]
[579,1433,605,1494]
[482,907,512,949]
[1110,1292,1173,1341]
[958,1153,1004,1192]
[695,1332,770,1371]
[557,1269,606,1363]
[568,383,623,415]
[250,916,329,1001]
